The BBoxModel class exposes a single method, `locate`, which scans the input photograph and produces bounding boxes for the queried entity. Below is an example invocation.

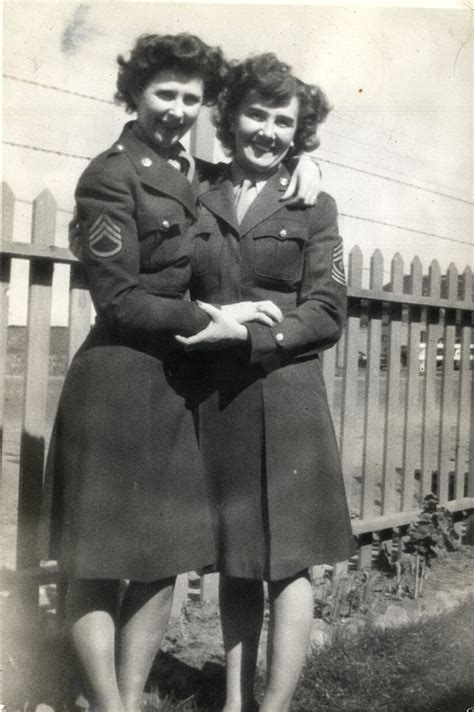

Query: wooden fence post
[401,257,423,511]
[381,253,404,515]
[361,249,384,520]
[340,246,363,495]
[1,182,14,454]
[421,260,442,498]
[171,573,189,617]
[68,263,91,364]
[456,266,473,498]
[16,189,56,618]
[200,572,219,605]
[438,264,458,504]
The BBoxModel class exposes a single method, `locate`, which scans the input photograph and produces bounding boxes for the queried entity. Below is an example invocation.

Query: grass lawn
[292,599,474,712]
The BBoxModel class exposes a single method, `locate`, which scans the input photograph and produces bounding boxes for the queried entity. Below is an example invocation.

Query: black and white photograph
[2,2,473,711]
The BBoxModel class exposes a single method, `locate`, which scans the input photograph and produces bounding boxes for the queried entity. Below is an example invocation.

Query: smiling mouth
[159,124,181,133]
[251,139,276,154]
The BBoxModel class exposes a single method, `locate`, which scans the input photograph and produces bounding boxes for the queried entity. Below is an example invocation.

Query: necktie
[167,146,195,183]
[235,178,257,223]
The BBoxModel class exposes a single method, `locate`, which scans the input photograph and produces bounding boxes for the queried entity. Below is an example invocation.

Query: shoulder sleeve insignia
[87,214,123,258]
[331,243,346,286]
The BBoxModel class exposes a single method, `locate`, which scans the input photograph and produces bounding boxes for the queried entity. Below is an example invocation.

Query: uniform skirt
[40,333,215,581]
[197,352,355,581]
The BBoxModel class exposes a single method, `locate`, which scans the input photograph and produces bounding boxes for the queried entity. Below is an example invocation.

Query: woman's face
[232,90,299,174]
[134,68,204,149]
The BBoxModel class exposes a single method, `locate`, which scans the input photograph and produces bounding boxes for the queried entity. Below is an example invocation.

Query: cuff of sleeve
[246,323,285,373]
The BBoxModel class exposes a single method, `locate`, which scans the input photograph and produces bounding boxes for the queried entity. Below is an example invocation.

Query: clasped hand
[175,300,283,350]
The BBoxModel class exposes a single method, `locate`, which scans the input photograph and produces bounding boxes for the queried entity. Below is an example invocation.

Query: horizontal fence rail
[1,182,473,613]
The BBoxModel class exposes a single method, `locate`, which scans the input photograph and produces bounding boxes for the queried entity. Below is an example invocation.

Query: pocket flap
[139,213,184,238]
[252,218,308,241]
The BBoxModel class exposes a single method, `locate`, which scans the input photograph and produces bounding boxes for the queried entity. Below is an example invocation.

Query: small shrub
[313,569,390,623]
[396,494,460,597]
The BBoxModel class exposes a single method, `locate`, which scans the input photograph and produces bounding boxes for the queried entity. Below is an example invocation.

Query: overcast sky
[3,1,473,323]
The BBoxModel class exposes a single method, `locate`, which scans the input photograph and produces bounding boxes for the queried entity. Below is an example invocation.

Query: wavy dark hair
[214,53,332,155]
[115,33,228,112]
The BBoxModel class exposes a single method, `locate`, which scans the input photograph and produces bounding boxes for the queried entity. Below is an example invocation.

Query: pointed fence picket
[401,256,423,512]
[456,267,473,498]
[438,264,458,503]
[339,245,363,495]
[1,182,473,616]
[361,249,384,521]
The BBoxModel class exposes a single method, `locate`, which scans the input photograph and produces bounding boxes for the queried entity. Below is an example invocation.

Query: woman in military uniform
[43,34,322,712]
[177,54,354,712]
[41,33,230,712]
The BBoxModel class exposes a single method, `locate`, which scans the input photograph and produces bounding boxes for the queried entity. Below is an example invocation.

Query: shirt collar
[230,160,278,194]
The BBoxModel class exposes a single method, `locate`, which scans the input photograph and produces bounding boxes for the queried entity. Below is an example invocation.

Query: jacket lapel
[198,169,239,234]
[139,159,197,218]
[117,122,197,218]
[239,164,291,236]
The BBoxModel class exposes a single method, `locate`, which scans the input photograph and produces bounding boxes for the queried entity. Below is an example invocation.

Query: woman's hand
[221,300,283,326]
[282,154,322,207]
[175,302,249,350]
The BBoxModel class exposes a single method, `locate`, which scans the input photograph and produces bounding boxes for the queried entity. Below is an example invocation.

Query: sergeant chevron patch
[88,214,122,258]
[331,243,346,286]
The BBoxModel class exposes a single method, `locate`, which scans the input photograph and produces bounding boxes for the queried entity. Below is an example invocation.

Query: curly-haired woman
[41,33,225,712]
[177,53,354,712]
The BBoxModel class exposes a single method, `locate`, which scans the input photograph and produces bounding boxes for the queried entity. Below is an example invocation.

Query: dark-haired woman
[43,35,321,712]
[177,54,354,712]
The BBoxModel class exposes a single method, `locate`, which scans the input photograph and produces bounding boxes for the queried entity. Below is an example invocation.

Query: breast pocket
[138,214,188,272]
[251,218,308,283]
[191,215,216,277]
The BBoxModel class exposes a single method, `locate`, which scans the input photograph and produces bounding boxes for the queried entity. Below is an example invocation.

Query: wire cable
[3,140,91,161]
[14,197,74,215]
[340,212,473,246]
[3,73,114,105]
[319,156,473,206]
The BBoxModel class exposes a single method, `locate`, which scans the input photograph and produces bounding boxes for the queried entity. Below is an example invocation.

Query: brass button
[141,157,153,167]
[279,177,289,187]
[279,229,288,238]
[162,220,170,230]
[275,333,284,342]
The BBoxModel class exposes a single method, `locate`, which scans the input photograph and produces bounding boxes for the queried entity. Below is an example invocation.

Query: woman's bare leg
[219,575,264,712]
[260,572,313,712]
[67,579,125,712]
[117,577,176,712]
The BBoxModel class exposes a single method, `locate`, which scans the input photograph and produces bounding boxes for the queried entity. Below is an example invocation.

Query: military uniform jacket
[40,122,218,581]
[190,163,354,580]
[76,121,214,342]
